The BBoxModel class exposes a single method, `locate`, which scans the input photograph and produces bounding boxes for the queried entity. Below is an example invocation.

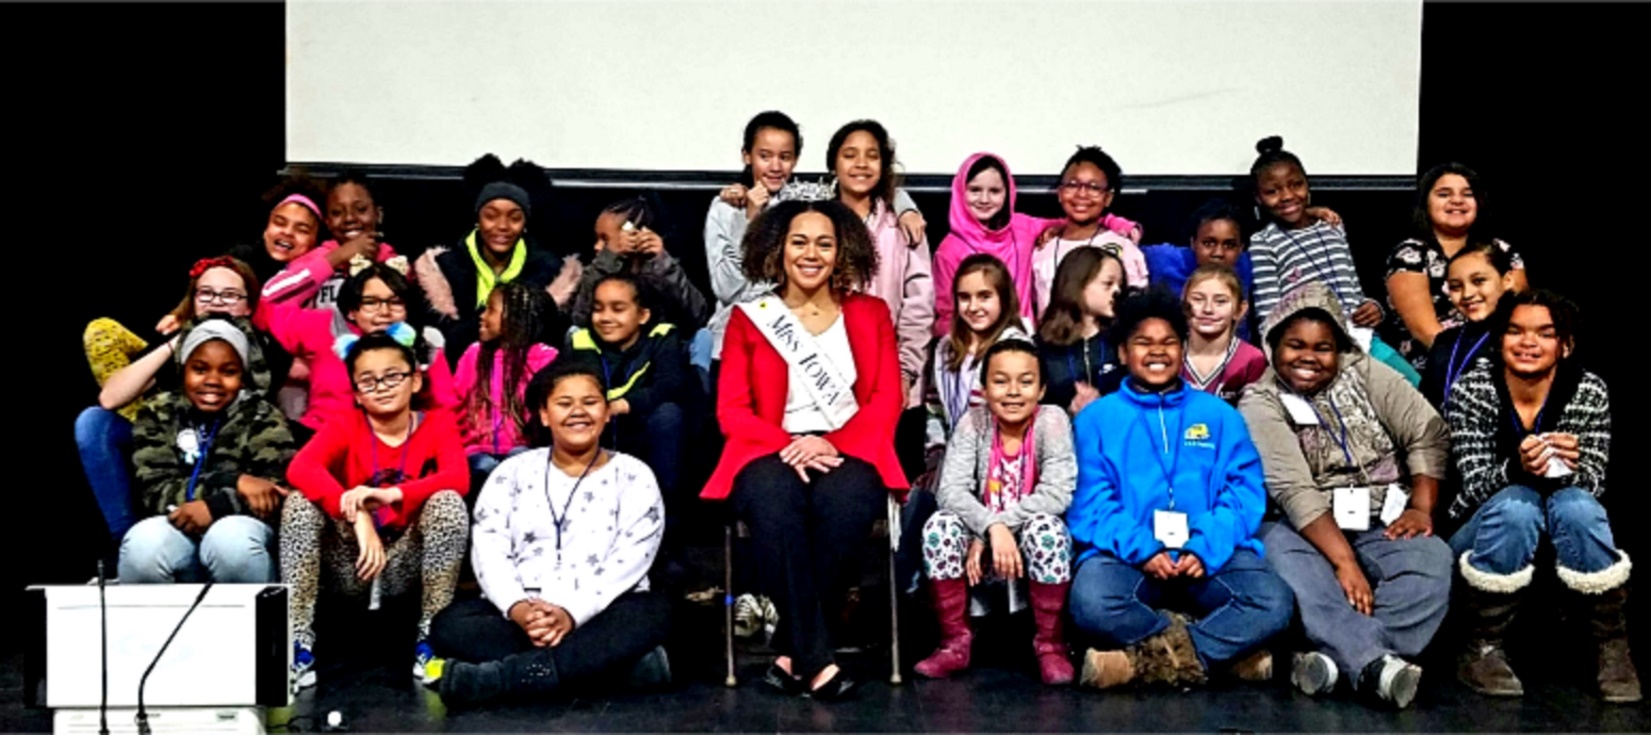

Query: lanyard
[1443,331,1491,402]
[1509,391,1551,439]
[544,449,602,561]
[369,411,418,487]
[1307,396,1355,467]
[184,420,221,502]
[1133,393,1185,510]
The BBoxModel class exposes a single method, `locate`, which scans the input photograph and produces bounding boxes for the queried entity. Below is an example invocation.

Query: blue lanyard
[1305,395,1355,467]
[184,420,221,502]
[1509,392,1550,439]
[1132,392,1184,510]
[1443,331,1491,402]
[369,411,418,486]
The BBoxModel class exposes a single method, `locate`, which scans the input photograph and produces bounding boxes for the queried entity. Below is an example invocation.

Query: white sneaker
[1362,654,1422,709]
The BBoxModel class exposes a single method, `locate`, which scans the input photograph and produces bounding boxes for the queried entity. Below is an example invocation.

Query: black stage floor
[5,591,1646,733]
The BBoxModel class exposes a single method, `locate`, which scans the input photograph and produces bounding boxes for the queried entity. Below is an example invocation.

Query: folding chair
[723,494,903,687]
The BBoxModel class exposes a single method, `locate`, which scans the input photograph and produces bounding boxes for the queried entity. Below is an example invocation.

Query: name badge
[1280,394,1320,426]
[1154,510,1189,549]
[1333,487,1371,531]
[1379,483,1410,526]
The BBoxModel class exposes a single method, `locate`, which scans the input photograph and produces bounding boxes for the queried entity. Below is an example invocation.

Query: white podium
[26,584,289,734]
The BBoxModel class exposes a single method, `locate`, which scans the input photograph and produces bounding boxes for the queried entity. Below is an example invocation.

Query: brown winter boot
[1029,581,1075,685]
[1079,612,1206,690]
[913,578,973,679]
[1456,585,1525,697]
[1586,586,1642,703]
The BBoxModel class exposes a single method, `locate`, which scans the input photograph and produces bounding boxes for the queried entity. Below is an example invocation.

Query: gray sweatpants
[1259,521,1452,681]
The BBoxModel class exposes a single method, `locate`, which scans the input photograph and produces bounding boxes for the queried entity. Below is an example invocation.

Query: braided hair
[469,281,553,441]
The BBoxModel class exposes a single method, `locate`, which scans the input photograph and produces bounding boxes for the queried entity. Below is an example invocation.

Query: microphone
[134,582,214,735]
[97,560,109,735]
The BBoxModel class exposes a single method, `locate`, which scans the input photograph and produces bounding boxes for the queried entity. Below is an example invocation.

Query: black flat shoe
[762,663,804,696]
[805,670,860,702]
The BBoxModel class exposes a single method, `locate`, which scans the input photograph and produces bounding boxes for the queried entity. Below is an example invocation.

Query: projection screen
[288,0,1421,178]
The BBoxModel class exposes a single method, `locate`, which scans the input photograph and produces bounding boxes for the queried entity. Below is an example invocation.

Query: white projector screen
[288,0,1421,177]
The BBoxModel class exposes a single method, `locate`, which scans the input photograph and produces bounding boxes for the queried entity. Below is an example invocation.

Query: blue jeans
[118,515,277,583]
[1261,521,1452,679]
[1450,485,1622,578]
[468,446,529,494]
[613,402,687,506]
[1069,549,1294,667]
[75,406,136,547]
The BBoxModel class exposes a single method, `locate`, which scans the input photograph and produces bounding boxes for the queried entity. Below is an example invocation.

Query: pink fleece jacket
[261,240,402,309]
[862,200,935,406]
[263,299,458,432]
[453,341,559,456]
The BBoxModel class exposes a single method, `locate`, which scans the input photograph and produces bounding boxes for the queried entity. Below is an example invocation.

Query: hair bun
[1256,136,1284,155]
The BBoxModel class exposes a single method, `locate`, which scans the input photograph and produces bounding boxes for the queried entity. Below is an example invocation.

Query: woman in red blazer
[703,198,907,701]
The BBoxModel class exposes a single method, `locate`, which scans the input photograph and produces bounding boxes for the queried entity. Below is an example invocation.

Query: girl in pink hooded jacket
[828,120,935,407]
[263,262,458,438]
[933,153,1136,337]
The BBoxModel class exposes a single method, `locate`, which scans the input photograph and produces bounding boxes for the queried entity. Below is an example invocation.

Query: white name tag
[1154,510,1189,549]
[1379,483,1410,526]
[1333,487,1371,531]
[1280,394,1320,425]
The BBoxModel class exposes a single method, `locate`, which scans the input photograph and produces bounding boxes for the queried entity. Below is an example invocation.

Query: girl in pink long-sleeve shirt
[454,282,558,480]
[828,120,935,408]
[263,262,457,439]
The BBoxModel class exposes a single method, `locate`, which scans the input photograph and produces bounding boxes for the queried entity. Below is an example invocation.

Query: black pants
[427,592,671,686]
[730,454,886,680]
[611,401,689,510]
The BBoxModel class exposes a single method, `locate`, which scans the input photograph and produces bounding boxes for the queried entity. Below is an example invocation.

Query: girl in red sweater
[282,328,470,690]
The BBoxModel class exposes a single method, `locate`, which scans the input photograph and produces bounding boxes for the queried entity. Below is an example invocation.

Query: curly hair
[740,199,878,294]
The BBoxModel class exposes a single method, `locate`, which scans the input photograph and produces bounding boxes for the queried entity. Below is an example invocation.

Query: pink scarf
[983,407,1040,513]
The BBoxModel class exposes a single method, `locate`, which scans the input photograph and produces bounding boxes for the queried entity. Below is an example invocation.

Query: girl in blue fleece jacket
[1067,288,1293,691]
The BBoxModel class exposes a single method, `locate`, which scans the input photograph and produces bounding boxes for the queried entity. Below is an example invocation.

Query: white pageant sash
[739,295,859,430]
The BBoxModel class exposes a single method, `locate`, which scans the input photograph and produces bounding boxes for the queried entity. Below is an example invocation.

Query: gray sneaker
[1360,654,1422,709]
[1291,651,1338,696]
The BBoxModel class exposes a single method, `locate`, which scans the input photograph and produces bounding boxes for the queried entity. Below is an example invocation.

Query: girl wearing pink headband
[261,175,327,264]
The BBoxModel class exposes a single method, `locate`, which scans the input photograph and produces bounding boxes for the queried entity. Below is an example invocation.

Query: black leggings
[428,592,671,685]
[730,454,886,680]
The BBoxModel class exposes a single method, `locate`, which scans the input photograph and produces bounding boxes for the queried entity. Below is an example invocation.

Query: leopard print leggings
[280,490,469,647]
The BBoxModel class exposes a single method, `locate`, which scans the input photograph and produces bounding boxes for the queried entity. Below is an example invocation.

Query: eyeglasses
[195,288,247,305]
[354,370,412,393]
[359,296,406,312]
[1058,180,1109,197]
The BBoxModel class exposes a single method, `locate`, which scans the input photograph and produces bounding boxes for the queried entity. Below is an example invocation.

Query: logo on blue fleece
[1184,423,1216,450]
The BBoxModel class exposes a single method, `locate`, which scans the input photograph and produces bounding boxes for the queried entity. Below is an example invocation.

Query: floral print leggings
[921,511,1072,584]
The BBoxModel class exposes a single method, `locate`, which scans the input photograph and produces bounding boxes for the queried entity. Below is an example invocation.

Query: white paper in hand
[1347,325,1375,353]
[1154,510,1189,550]
[1333,487,1371,531]
[1380,483,1410,526]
